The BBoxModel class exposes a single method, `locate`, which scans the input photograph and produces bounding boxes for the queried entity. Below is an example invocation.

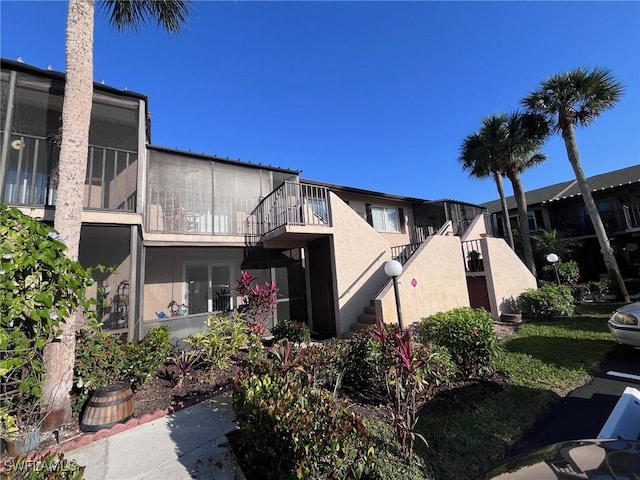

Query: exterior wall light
[384,259,404,332]
[546,253,560,285]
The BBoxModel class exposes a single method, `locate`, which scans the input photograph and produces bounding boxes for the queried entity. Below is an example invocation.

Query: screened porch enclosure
[146,148,297,235]
[0,66,141,211]
[142,246,307,340]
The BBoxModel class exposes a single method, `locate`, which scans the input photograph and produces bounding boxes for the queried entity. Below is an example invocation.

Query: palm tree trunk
[494,171,515,250]
[507,170,536,277]
[561,124,630,302]
[43,0,95,431]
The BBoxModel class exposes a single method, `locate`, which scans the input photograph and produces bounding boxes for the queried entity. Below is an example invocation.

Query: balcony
[555,209,632,237]
[248,182,332,243]
[1,132,137,211]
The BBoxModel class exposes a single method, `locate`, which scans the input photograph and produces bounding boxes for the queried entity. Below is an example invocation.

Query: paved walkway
[66,392,245,480]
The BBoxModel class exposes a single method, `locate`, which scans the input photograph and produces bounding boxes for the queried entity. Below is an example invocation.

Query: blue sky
[1,1,638,205]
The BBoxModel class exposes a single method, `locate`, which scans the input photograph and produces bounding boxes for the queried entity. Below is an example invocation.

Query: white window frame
[509,212,538,231]
[371,205,400,232]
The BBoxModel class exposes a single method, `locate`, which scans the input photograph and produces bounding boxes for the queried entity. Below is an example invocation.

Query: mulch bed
[25,323,519,458]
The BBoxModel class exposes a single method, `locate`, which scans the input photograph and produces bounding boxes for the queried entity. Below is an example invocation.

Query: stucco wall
[482,237,537,318]
[329,192,392,335]
[461,214,488,241]
[332,192,414,248]
[376,235,470,327]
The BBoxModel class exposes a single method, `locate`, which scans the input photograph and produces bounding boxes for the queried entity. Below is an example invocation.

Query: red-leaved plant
[373,320,431,461]
[235,271,278,336]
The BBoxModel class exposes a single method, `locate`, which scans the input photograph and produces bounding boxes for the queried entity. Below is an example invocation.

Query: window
[371,206,400,232]
[509,211,540,231]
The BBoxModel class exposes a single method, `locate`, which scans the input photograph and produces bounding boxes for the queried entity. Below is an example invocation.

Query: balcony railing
[555,210,630,237]
[462,239,484,273]
[391,243,421,266]
[248,182,332,237]
[1,132,137,211]
[623,203,640,230]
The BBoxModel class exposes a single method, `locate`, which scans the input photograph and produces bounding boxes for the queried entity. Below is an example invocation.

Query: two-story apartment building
[1,59,536,342]
[483,165,640,281]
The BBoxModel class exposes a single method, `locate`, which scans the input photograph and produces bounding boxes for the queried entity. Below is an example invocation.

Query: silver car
[478,439,640,479]
[608,302,640,347]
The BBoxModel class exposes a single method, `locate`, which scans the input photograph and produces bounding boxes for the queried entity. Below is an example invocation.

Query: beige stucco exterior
[331,192,415,248]
[329,192,392,335]
[375,235,470,327]
[481,236,537,318]
[461,213,489,241]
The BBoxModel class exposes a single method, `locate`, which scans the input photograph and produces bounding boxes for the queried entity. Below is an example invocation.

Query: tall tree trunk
[561,123,630,302]
[43,0,95,431]
[507,169,536,277]
[493,171,515,250]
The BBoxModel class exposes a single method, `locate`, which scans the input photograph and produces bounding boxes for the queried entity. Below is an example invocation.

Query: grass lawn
[415,302,623,480]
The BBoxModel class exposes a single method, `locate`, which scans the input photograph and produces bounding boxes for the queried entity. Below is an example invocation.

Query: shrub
[185,312,248,371]
[123,326,173,390]
[3,451,85,479]
[424,344,457,383]
[171,350,203,388]
[364,419,428,480]
[542,259,580,285]
[235,270,278,336]
[417,307,500,378]
[295,341,348,395]
[588,279,611,302]
[271,319,311,343]
[341,334,393,401]
[72,327,127,414]
[0,204,97,419]
[517,284,575,320]
[233,371,374,479]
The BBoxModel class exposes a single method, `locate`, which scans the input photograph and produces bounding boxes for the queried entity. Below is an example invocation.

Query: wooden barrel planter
[80,382,134,432]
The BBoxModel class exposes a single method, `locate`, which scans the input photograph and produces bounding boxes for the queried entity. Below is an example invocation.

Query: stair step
[364,305,376,315]
[350,322,374,332]
[357,313,377,325]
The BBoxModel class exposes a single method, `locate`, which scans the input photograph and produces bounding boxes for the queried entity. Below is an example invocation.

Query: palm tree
[460,112,548,276]
[43,0,191,430]
[459,131,516,250]
[522,67,630,302]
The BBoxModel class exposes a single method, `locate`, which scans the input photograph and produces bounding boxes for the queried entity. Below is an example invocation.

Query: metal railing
[391,243,422,266]
[461,239,484,273]
[1,131,137,211]
[248,182,332,237]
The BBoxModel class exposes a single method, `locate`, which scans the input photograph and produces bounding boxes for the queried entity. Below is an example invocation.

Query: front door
[307,237,335,338]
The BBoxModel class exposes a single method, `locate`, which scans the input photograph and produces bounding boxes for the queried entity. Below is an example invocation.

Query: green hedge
[417,307,500,378]
[517,284,575,320]
[233,371,374,479]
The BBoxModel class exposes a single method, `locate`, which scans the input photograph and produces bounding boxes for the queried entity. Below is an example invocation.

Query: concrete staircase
[349,301,378,335]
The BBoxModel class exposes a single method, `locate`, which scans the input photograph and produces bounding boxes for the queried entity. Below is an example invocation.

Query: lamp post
[546,253,560,286]
[384,259,404,332]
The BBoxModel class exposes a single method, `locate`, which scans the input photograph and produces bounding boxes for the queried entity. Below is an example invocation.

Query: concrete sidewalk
[66,392,245,480]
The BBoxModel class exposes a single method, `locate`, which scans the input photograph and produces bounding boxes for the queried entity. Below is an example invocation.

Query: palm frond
[100,0,191,33]
[522,67,624,130]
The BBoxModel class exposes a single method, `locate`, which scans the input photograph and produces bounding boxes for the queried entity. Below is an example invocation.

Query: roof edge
[1,57,147,101]
[148,145,301,175]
